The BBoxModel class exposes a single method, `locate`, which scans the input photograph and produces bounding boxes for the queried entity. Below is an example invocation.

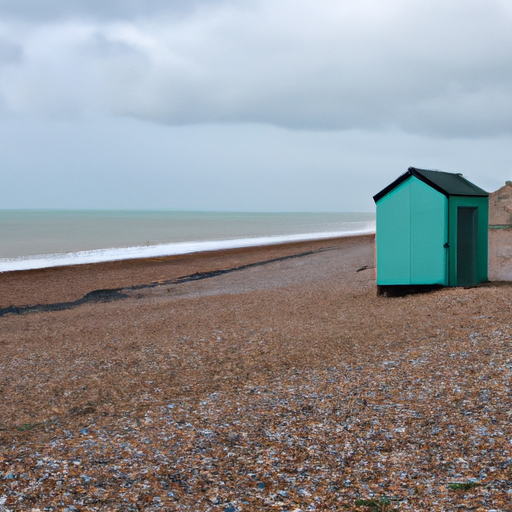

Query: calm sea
[0,210,375,272]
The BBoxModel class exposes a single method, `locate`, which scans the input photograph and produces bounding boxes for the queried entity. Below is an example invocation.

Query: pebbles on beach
[1,235,512,511]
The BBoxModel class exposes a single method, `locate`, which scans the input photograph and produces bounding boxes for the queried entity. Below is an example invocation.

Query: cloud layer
[1,0,512,137]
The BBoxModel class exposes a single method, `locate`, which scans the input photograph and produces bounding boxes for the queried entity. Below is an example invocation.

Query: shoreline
[0,233,375,309]
[0,228,375,273]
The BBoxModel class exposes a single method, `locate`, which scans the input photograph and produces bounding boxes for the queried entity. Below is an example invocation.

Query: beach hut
[373,167,489,293]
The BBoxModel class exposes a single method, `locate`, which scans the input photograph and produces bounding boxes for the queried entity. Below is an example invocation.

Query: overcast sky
[1,0,511,212]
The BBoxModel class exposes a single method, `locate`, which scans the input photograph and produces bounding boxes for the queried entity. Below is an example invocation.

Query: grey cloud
[85,32,148,59]
[102,0,512,137]
[0,39,22,64]
[1,0,512,138]
[0,0,225,21]
[397,89,512,138]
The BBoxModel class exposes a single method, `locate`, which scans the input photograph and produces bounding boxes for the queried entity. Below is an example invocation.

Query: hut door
[457,207,478,286]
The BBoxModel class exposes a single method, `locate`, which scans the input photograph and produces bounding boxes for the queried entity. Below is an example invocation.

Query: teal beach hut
[373,167,489,293]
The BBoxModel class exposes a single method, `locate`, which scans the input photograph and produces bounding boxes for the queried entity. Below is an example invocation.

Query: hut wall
[376,176,447,285]
[376,179,411,285]
[410,178,448,285]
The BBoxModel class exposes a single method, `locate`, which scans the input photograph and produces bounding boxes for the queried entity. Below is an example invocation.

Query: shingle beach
[1,234,512,511]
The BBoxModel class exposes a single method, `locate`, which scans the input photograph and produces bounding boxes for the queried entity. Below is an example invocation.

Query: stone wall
[489,182,512,281]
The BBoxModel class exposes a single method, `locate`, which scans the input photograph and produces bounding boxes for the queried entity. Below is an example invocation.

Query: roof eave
[373,169,412,203]
[373,167,488,203]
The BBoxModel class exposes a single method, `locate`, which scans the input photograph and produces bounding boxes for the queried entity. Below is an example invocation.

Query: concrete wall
[489,229,512,281]
[489,182,512,281]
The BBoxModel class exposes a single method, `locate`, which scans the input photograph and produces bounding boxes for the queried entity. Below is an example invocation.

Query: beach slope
[1,234,511,510]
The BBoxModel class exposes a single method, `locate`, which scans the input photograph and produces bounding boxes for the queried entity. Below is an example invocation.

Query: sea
[0,210,375,272]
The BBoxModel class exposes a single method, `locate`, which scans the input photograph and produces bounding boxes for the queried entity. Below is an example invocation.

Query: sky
[0,0,511,212]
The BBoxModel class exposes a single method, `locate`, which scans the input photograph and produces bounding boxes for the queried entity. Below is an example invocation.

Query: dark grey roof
[373,167,488,203]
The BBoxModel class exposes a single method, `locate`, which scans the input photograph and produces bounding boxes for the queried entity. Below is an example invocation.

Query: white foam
[0,224,375,273]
